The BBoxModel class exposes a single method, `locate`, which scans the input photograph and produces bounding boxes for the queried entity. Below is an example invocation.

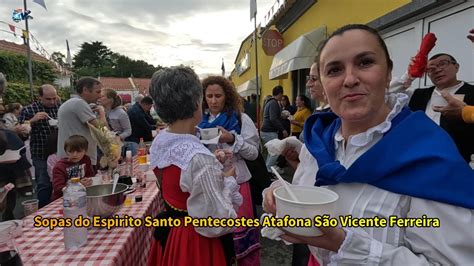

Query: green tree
[72,41,162,78]
[73,41,113,76]
[51,51,66,68]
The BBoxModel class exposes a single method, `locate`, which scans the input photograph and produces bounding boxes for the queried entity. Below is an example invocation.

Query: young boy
[52,135,94,200]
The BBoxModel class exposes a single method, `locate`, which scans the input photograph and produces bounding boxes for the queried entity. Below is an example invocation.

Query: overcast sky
[0,0,274,77]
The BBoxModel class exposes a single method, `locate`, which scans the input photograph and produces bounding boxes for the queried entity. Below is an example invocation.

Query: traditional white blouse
[150,129,241,238]
[204,112,259,184]
[267,93,474,265]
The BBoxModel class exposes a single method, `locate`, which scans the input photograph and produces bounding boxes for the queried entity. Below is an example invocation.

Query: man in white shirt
[408,53,474,162]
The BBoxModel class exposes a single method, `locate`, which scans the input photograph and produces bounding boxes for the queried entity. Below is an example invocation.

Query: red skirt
[147,223,227,266]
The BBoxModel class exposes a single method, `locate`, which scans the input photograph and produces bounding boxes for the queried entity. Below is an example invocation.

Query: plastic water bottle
[63,177,88,250]
[125,150,133,177]
[137,138,147,164]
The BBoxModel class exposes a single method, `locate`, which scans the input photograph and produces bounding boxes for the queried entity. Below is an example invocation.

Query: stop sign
[262,29,284,56]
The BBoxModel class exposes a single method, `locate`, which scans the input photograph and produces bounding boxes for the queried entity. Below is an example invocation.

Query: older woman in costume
[264,24,474,265]
[147,67,242,266]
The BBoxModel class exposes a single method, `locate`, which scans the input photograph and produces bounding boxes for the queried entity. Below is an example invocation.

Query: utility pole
[23,0,34,102]
[252,5,260,131]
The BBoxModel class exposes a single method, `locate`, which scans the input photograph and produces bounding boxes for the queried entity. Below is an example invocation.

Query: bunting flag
[32,0,47,10]
[8,24,15,33]
[221,59,225,76]
[66,39,72,66]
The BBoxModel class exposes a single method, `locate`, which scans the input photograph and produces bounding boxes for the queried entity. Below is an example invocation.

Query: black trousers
[292,243,310,266]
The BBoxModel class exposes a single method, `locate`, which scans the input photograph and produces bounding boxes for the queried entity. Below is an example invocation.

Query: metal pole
[253,14,260,131]
[24,0,34,102]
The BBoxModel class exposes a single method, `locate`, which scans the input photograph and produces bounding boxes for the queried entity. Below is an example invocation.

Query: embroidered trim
[164,199,188,213]
[335,93,408,147]
[150,130,212,170]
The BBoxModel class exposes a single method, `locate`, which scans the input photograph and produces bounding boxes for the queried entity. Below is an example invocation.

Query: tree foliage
[51,51,66,68]
[71,41,161,78]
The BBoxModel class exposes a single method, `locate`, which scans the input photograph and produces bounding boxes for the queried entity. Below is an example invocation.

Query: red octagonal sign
[262,29,284,56]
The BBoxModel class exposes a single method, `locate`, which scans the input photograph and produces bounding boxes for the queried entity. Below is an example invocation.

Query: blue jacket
[125,103,156,143]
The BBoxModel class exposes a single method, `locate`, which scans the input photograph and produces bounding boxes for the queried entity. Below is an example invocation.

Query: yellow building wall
[232,0,411,106]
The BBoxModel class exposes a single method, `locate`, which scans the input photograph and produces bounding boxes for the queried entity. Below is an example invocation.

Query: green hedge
[0,51,71,105]
[4,82,71,106]
[0,51,56,85]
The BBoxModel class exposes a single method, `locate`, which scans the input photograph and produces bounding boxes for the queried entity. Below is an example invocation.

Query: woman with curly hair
[198,76,261,265]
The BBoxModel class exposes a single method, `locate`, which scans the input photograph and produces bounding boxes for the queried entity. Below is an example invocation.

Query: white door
[383,21,423,92]
[422,4,474,87]
[382,1,474,91]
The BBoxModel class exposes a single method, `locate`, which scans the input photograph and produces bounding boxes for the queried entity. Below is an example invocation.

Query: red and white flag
[8,24,15,33]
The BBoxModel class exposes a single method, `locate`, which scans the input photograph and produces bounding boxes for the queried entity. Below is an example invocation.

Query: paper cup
[92,176,103,186]
[431,93,447,107]
[22,199,39,217]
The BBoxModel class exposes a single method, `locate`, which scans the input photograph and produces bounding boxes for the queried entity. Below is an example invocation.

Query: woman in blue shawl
[198,76,261,266]
[263,24,474,265]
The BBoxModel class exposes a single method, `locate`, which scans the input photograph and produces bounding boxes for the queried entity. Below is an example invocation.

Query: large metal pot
[86,183,128,217]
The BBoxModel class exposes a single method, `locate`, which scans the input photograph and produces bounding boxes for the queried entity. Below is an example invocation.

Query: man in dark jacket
[126,96,156,143]
[261,85,287,173]
[0,129,32,220]
[409,53,474,162]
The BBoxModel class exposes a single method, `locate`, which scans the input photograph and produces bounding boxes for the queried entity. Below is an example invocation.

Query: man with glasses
[409,53,474,162]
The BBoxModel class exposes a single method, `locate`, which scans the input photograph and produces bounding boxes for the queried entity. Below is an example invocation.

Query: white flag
[250,0,257,20]
[32,0,47,10]
[66,40,72,66]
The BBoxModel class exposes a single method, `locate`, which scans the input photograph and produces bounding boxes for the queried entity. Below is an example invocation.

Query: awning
[269,26,327,80]
[236,77,259,97]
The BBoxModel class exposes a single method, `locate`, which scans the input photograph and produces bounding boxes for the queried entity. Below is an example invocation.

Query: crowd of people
[0,24,472,266]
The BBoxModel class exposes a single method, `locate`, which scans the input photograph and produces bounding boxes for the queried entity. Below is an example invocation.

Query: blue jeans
[33,159,51,208]
[122,141,138,156]
[260,131,279,173]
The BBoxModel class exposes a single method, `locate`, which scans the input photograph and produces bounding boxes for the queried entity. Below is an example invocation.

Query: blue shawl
[198,111,241,134]
[303,107,474,209]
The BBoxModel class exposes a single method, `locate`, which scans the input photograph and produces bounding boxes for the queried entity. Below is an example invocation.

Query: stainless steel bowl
[86,183,128,217]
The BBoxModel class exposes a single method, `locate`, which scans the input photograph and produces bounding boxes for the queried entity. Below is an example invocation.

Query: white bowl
[273,185,339,236]
[200,128,219,140]
[48,119,58,126]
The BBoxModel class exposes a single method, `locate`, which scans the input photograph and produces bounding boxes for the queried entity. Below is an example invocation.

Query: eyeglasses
[426,60,456,74]
[306,75,319,82]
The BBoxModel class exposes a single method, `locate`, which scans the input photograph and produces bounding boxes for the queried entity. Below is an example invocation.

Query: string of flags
[0,1,68,72]
[0,21,69,74]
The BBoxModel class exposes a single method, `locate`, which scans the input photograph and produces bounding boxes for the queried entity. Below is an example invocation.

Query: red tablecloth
[16,181,160,265]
